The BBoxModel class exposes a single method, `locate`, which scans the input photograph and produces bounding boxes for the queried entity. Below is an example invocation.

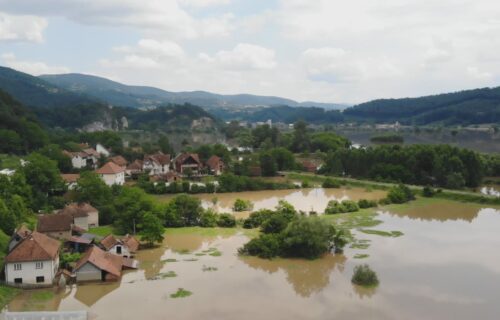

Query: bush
[358,199,378,209]
[324,200,359,214]
[233,199,253,212]
[387,184,415,204]
[261,214,289,234]
[281,217,337,259]
[422,186,436,197]
[322,178,341,188]
[351,264,379,287]
[239,233,282,259]
[217,213,236,228]
[301,180,311,188]
[242,209,274,229]
[199,209,218,227]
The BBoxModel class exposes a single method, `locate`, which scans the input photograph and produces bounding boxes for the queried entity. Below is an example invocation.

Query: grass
[165,227,238,238]
[158,271,177,278]
[209,250,222,257]
[170,288,192,298]
[195,253,206,256]
[353,254,370,259]
[175,249,191,255]
[0,285,20,310]
[183,258,198,262]
[31,290,54,302]
[89,225,122,237]
[360,229,404,237]
[162,258,178,263]
[350,239,371,250]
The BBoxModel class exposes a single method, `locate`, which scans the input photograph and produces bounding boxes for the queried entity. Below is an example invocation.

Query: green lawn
[88,225,122,237]
[0,285,20,310]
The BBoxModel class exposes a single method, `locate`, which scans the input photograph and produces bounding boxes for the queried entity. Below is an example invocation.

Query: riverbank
[286,172,500,205]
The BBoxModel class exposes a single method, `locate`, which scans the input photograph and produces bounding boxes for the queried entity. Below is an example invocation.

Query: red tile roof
[144,152,171,166]
[96,162,125,174]
[37,213,73,233]
[206,155,224,171]
[122,235,140,253]
[100,235,118,251]
[127,160,143,171]
[61,174,80,183]
[5,232,60,263]
[109,156,128,167]
[74,246,123,278]
[59,203,97,218]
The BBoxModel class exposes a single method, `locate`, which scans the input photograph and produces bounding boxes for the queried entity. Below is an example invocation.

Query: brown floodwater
[4,195,500,320]
[156,187,386,218]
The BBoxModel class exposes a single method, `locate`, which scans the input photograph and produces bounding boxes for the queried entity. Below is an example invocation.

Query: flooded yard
[4,194,500,320]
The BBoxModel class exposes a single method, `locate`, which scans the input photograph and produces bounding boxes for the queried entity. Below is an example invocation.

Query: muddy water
[5,198,500,320]
[157,187,386,218]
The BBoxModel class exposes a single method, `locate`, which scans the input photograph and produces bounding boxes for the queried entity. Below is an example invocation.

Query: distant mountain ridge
[39,73,347,110]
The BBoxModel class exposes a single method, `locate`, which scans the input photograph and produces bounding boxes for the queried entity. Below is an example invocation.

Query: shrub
[280,217,336,259]
[199,209,218,227]
[239,233,282,259]
[261,214,289,234]
[233,199,253,212]
[351,264,379,287]
[387,184,415,204]
[242,209,274,229]
[341,200,359,212]
[217,213,236,228]
[422,185,436,197]
[322,178,341,188]
[325,200,346,214]
[358,199,378,209]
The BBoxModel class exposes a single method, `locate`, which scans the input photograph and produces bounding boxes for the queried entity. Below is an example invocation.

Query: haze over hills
[39,73,348,111]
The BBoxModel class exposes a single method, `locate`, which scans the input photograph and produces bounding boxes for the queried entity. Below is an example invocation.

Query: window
[116,246,122,254]
[36,276,45,283]
[14,278,22,284]
[14,263,22,271]
[36,262,43,269]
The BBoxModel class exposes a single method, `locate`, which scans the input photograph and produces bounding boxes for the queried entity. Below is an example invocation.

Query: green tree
[140,212,165,246]
[75,171,115,225]
[114,187,154,234]
[260,152,277,176]
[291,121,310,153]
[0,198,16,235]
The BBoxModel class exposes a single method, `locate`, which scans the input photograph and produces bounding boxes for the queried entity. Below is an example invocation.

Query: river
[4,190,500,320]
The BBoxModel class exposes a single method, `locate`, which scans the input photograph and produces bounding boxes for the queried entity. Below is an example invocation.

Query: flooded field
[156,188,386,218]
[4,196,500,320]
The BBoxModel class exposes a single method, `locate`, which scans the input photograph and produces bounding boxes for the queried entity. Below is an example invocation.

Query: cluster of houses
[62,143,226,187]
[4,203,140,287]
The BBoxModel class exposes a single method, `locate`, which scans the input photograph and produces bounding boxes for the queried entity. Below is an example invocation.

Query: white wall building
[96,162,125,186]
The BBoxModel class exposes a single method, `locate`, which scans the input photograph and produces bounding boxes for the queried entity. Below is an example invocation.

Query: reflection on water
[157,188,386,216]
[480,186,500,197]
[5,194,500,320]
[241,254,347,297]
[386,200,488,222]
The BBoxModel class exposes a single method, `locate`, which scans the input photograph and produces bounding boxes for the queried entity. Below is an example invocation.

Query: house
[126,160,143,176]
[143,152,171,176]
[174,153,202,175]
[8,225,32,252]
[100,234,140,258]
[96,143,111,157]
[73,246,124,282]
[4,232,60,286]
[61,174,80,190]
[206,155,225,176]
[58,203,99,230]
[109,155,128,168]
[249,166,262,177]
[37,213,74,240]
[67,236,93,253]
[302,161,319,173]
[63,148,100,169]
[95,162,125,186]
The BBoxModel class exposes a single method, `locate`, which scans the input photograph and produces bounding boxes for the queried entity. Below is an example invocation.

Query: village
[3,142,230,289]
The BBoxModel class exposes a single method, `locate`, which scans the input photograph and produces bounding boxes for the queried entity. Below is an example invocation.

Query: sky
[1,0,500,104]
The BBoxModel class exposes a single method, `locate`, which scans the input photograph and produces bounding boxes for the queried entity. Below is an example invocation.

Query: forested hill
[344,87,500,125]
[39,73,347,110]
[0,67,96,108]
[0,90,48,153]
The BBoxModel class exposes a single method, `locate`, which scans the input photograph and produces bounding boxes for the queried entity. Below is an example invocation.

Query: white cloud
[0,12,47,42]
[1,53,70,75]
[179,0,230,8]
[0,0,234,39]
[211,43,276,70]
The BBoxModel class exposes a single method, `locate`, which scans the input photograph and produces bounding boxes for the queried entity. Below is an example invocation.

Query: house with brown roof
[37,213,74,240]
[174,153,202,175]
[95,161,125,186]
[4,232,61,286]
[63,147,100,170]
[100,234,140,258]
[8,225,32,252]
[74,246,124,282]
[126,159,143,176]
[206,155,225,176]
[143,152,171,176]
[61,173,80,190]
[109,155,128,168]
[58,203,99,230]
